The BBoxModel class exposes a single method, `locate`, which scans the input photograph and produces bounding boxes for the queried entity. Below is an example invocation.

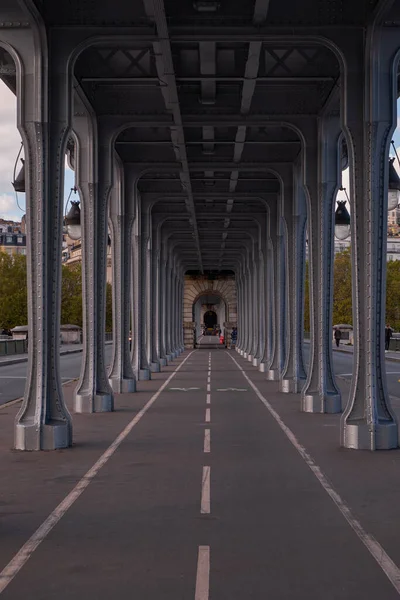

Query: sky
[0,81,399,220]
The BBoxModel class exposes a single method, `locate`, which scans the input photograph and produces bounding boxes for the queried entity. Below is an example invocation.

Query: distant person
[385,324,393,351]
[334,327,341,348]
[231,327,237,346]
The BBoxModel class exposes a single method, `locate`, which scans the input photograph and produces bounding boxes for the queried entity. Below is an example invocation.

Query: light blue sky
[0,82,399,221]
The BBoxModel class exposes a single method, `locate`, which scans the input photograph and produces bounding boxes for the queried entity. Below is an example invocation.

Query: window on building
[20,248,26,255]
[17,236,23,244]
[6,236,12,243]
[389,255,393,261]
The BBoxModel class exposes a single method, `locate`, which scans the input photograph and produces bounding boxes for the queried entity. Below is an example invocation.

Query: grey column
[165,256,173,361]
[15,46,72,450]
[259,235,274,372]
[151,243,163,369]
[133,205,151,381]
[281,167,307,394]
[243,257,252,358]
[267,210,286,381]
[340,33,398,449]
[74,122,114,413]
[236,268,244,353]
[252,252,263,366]
[108,159,136,394]
[301,118,341,412]
[159,250,168,365]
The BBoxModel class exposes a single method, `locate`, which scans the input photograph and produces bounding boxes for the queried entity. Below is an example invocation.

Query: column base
[166,354,173,362]
[239,349,244,355]
[248,355,253,362]
[342,419,398,450]
[15,420,72,451]
[139,369,151,381]
[243,352,248,358]
[266,368,280,381]
[108,378,136,394]
[159,358,167,367]
[252,357,260,367]
[280,377,306,394]
[301,392,341,414]
[259,362,268,373]
[150,362,160,373]
[74,392,114,414]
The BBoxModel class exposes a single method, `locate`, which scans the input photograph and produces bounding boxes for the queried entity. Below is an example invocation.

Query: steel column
[74,122,114,413]
[15,40,72,449]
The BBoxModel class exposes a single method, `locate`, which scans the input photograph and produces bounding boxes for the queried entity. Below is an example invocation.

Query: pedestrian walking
[385,323,393,351]
[334,327,341,348]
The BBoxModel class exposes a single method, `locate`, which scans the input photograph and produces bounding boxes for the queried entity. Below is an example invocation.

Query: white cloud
[0,83,22,202]
[0,192,22,222]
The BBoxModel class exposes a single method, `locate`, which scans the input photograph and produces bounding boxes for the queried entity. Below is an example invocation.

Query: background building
[0,219,26,255]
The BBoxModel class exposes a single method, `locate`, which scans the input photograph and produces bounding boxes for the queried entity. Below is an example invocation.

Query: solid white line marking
[195,546,210,600]
[205,408,210,422]
[0,351,196,595]
[204,429,211,453]
[226,351,400,596]
[207,383,211,392]
[201,466,211,514]
[206,394,211,405]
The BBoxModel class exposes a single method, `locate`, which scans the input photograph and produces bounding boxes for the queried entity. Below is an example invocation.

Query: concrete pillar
[108,160,136,393]
[301,118,341,412]
[74,121,114,413]
[15,40,73,449]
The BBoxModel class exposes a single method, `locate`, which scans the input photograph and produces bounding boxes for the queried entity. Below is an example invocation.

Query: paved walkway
[1,350,400,598]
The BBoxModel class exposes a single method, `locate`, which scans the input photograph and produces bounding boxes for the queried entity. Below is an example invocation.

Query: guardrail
[0,339,28,356]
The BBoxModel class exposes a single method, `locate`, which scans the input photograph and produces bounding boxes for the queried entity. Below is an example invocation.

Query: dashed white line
[205,408,210,422]
[0,350,196,595]
[201,466,211,514]
[195,546,210,600]
[206,394,211,405]
[226,351,400,596]
[207,370,211,377]
[207,383,211,392]
[204,429,211,453]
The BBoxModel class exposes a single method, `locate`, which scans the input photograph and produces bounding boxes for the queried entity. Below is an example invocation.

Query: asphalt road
[0,345,114,405]
[1,349,399,599]
[302,344,400,400]
[1,343,400,406]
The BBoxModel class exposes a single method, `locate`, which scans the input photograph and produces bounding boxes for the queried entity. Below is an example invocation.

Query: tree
[106,282,113,332]
[0,252,27,329]
[386,260,400,331]
[61,262,83,326]
[333,247,352,325]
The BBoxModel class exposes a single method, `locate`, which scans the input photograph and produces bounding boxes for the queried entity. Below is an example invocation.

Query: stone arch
[183,275,237,348]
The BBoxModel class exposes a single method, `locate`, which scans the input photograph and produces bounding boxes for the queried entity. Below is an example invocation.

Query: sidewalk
[0,341,113,368]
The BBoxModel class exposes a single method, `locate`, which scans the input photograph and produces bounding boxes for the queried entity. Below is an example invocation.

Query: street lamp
[64,187,81,240]
[335,188,351,240]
